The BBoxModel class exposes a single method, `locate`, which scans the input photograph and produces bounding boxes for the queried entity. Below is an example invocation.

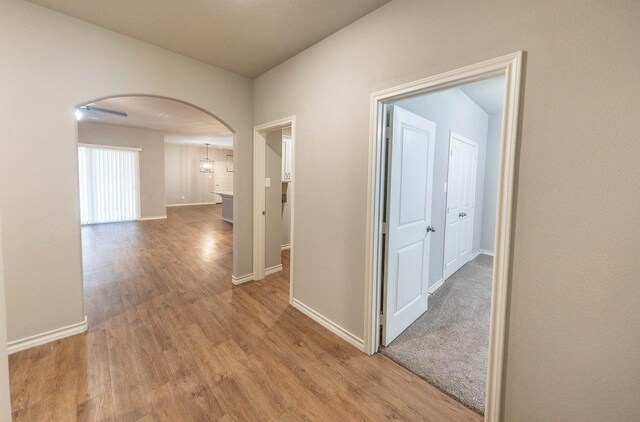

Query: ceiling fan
[76,105,128,120]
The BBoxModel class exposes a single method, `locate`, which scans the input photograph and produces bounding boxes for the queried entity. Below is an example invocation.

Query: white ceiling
[460,76,505,115]
[27,0,390,78]
[78,96,234,148]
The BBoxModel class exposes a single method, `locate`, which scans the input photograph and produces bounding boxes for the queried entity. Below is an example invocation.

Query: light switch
[265,178,271,187]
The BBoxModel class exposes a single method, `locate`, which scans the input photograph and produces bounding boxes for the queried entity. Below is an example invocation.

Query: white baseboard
[166,202,216,207]
[428,278,444,295]
[138,215,167,221]
[480,249,495,257]
[291,298,364,352]
[265,264,282,275]
[281,243,291,251]
[231,273,254,285]
[8,316,88,354]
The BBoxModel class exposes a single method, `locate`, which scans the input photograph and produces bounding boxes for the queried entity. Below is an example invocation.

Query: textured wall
[253,0,640,419]
[0,0,253,343]
[164,144,230,206]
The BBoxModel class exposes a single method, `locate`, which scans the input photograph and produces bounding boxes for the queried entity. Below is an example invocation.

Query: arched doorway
[75,95,237,327]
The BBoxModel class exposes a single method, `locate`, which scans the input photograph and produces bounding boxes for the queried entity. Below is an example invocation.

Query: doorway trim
[363,52,524,421]
[252,116,296,304]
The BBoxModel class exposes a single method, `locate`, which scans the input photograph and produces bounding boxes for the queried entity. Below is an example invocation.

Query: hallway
[8,205,480,421]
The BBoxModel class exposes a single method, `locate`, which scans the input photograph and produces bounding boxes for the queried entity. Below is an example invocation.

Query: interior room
[264,126,293,276]
[75,95,240,349]
[378,76,505,413]
[0,1,639,421]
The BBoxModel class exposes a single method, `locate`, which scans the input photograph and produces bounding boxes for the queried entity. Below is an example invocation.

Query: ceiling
[27,0,391,78]
[460,76,505,115]
[78,96,234,148]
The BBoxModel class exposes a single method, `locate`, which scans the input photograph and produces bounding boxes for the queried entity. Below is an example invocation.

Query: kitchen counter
[212,191,233,223]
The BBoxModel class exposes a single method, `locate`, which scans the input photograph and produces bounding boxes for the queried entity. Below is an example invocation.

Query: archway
[75,94,237,327]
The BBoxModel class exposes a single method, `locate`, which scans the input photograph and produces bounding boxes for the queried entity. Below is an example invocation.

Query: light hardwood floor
[9,205,481,421]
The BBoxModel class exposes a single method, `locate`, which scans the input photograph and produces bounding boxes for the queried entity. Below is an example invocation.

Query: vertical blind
[78,145,140,225]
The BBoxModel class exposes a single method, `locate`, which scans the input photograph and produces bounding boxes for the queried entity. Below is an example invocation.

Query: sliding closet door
[78,145,140,224]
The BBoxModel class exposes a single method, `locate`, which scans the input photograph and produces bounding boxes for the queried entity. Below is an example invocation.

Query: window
[78,144,140,224]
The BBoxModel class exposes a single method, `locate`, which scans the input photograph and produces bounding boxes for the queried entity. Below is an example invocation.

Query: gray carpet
[380,255,493,414]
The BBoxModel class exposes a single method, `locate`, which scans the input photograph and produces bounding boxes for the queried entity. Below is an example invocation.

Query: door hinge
[385,126,392,139]
[382,221,389,234]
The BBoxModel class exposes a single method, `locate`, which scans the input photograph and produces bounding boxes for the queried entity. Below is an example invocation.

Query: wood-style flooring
[9,205,481,421]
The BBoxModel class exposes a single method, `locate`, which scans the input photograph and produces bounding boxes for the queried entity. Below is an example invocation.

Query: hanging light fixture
[199,143,215,173]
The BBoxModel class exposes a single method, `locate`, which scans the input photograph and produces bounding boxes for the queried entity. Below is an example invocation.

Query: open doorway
[365,53,523,419]
[379,75,504,414]
[75,95,236,327]
[251,117,295,301]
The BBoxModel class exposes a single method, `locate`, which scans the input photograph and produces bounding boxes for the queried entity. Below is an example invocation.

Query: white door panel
[444,132,478,280]
[382,106,436,346]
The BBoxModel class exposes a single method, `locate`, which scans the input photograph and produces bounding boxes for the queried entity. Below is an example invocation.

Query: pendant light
[199,143,215,173]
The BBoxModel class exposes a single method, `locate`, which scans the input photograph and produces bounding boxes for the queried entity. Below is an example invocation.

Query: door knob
[426,226,436,233]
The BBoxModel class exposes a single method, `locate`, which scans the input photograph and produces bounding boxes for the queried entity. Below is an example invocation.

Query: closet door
[443,132,478,280]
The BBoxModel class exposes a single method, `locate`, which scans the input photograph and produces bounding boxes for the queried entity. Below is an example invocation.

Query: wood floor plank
[8,204,481,421]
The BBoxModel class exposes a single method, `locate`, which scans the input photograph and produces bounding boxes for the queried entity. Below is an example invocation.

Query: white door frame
[443,132,479,281]
[363,52,524,421]
[252,116,296,303]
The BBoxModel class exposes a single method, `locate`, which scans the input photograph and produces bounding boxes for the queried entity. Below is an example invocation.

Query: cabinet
[282,135,292,182]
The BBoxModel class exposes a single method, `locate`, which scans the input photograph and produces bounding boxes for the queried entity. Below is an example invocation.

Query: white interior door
[382,106,436,346]
[443,132,478,280]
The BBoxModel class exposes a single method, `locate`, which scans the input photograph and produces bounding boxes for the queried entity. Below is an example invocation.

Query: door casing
[364,52,524,422]
[249,116,296,306]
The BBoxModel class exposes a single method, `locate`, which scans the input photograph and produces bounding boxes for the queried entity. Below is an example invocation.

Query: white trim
[470,250,482,261]
[78,143,142,152]
[480,249,495,257]
[428,278,444,295]
[363,51,524,422]
[231,273,254,285]
[138,215,167,221]
[265,264,283,275]
[292,299,364,351]
[253,116,296,305]
[281,243,291,251]
[8,316,88,354]
[166,202,216,207]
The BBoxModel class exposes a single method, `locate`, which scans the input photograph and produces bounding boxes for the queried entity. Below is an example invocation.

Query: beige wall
[265,130,283,270]
[78,121,167,218]
[0,0,253,343]
[253,0,640,420]
[164,144,230,205]
[481,112,503,252]
[0,208,11,421]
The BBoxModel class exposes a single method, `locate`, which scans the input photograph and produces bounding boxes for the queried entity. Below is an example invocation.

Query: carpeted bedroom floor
[380,254,493,414]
